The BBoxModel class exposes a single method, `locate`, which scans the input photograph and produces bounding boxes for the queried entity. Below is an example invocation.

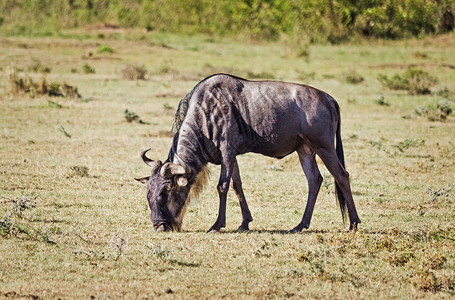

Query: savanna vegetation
[1,0,455,42]
[1,2,455,299]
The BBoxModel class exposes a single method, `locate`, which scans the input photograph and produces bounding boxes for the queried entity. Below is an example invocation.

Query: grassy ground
[0,30,454,299]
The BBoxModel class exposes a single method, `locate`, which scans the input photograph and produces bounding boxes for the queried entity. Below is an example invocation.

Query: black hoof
[289,227,302,234]
[207,224,224,233]
[237,226,249,232]
[349,222,359,232]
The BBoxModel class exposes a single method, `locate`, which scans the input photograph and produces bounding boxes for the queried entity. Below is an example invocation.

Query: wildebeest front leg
[231,160,253,232]
[208,155,235,233]
[290,144,323,233]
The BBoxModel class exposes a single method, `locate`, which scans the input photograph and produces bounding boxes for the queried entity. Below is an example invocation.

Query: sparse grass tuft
[414,269,440,292]
[0,195,36,238]
[7,67,80,98]
[427,185,453,202]
[374,96,390,106]
[121,64,147,80]
[97,45,113,53]
[30,62,51,73]
[147,244,170,262]
[392,138,422,152]
[109,233,128,261]
[345,70,364,84]
[69,166,90,177]
[82,63,96,74]
[388,250,415,266]
[124,109,149,124]
[423,252,447,270]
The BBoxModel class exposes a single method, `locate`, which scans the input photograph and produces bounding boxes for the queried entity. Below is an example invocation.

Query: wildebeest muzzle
[152,219,173,232]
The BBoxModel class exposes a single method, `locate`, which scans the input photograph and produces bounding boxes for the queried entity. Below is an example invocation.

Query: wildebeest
[136,74,361,232]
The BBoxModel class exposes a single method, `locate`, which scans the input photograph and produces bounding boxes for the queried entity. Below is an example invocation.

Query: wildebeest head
[135,148,190,232]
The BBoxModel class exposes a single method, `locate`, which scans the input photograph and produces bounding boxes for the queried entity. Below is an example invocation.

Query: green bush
[378,68,438,95]
[0,0,454,42]
[415,99,453,121]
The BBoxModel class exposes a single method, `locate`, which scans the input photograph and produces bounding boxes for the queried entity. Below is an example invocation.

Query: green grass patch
[97,45,113,53]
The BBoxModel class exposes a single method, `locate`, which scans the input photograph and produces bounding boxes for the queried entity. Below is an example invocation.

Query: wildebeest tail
[334,102,348,223]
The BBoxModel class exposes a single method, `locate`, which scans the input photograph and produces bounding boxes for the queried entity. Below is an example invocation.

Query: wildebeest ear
[134,176,150,184]
[177,176,188,187]
[160,162,186,178]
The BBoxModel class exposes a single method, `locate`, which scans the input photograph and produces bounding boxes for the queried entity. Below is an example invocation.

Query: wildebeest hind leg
[290,144,323,233]
[231,160,253,232]
[316,145,361,230]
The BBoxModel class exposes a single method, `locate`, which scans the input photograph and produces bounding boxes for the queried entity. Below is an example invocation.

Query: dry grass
[0,32,454,299]
[7,67,80,98]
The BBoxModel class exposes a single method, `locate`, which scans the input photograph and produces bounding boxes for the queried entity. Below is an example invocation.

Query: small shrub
[378,68,438,95]
[415,100,453,121]
[388,251,415,266]
[124,109,139,123]
[412,52,429,59]
[124,109,149,124]
[414,269,440,292]
[423,253,447,270]
[97,45,113,53]
[70,166,90,177]
[121,64,147,80]
[374,96,390,106]
[60,83,80,98]
[82,64,95,74]
[436,99,453,116]
[436,87,451,98]
[345,71,364,84]
[407,70,438,95]
[441,274,455,291]
[377,235,395,251]
[30,62,51,73]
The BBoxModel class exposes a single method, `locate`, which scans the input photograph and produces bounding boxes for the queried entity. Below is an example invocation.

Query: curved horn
[160,162,186,178]
[140,148,161,170]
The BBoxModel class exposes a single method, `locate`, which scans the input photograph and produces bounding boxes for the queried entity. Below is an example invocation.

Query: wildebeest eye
[165,183,173,191]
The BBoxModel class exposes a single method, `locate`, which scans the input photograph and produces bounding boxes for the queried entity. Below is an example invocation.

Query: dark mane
[171,74,245,134]
[169,82,210,207]
[172,92,191,134]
